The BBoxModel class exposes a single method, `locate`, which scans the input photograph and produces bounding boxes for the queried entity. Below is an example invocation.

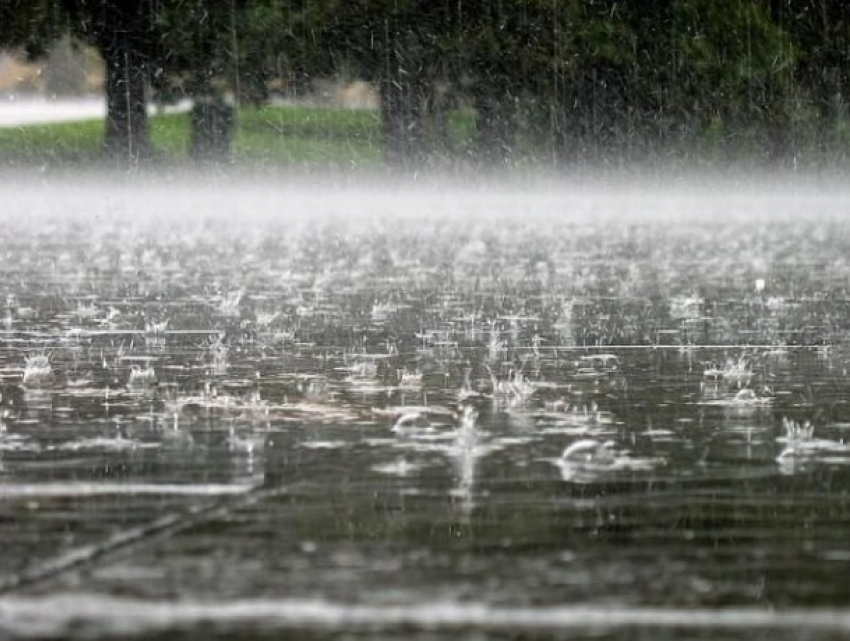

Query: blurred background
[0,1,848,170]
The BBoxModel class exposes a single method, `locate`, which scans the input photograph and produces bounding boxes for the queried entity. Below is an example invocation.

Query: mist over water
[1,173,850,639]
[7,169,850,223]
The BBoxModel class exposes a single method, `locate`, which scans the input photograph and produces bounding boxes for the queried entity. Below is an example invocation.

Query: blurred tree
[3,0,247,163]
[552,0,794,163]
[0,0,66,58]
[0,0,845,166]
[43,34,91,96]
[228,0,334,106]
[61,1,158,162]
[153,1,241,161]
[452,0,565,164]
[0,0,154,161]
[766,0,850,152]
[562,1,663,162]
[323,0,459,167]
[668,0,795,159]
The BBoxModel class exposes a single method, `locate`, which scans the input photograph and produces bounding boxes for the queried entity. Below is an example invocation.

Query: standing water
[0,176,849,640]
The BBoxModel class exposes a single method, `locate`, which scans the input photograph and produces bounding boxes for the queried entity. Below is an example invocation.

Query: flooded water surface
[1,177,849,639]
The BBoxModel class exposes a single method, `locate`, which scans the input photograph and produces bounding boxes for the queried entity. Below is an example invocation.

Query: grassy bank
[3,103,847,173]
[0,105,389,168]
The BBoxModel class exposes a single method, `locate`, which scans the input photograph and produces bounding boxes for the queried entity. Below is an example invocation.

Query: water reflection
[448,406,481,516]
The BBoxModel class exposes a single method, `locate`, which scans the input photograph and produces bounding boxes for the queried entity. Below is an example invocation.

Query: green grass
[148,110,189,157]
[0,105,483,169]
[3,103,850,170]
[235,106,383,166]
[0,118,106,163]
[0,105,387,167]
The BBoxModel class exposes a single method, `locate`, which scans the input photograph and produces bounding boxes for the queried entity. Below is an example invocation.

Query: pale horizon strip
[0,482,255,499]
[0,596,849,637]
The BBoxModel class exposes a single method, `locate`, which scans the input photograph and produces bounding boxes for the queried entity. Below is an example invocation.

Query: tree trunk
[816,72,842,157]
[475,87,514,166]
[765,109,792,165]
[186,2,234,163]
[190,94,235,163]
[380,76,425,169]
[102,38,150,163]
[427,85,452,158]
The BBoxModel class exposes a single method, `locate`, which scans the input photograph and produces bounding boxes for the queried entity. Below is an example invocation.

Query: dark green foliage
[0,0,67,58]
[4,0,850,167]
[767,0,850,148]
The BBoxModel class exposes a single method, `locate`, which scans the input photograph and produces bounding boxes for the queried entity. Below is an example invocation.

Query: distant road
[0,96,105,127]
[0,96,190,128]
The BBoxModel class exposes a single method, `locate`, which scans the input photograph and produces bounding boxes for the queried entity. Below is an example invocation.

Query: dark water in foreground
[0,181,849,639]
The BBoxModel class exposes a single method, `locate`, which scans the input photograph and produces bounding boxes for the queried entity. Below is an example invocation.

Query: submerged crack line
[0,483,283,596]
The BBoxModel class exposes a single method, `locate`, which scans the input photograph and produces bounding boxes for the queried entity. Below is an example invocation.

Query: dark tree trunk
[380,75,426,169]
[765,109,792,165]
[186,2,235,163]
[815,75,842,157]
[62,1,156,163]
[427,88,451,157]
[475,87,515,166]
[190,95,235,163]
[101,36,150,163]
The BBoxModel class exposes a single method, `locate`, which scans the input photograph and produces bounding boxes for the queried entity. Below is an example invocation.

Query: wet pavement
[0,178,849,639]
